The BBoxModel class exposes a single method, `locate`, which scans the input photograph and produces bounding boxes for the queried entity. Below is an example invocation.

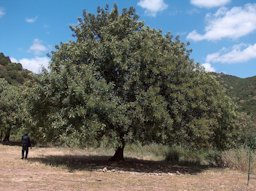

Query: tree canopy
[27,5,239,160]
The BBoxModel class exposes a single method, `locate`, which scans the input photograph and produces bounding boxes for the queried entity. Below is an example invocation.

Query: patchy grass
[0,144,256,191]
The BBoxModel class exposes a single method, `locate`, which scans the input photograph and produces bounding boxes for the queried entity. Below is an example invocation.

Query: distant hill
[0,52,34,85]
[215,73,256,118]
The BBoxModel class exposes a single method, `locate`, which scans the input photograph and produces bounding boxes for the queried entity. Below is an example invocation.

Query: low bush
[165,145,221,166]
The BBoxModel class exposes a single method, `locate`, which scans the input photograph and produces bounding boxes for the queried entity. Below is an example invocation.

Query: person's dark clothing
[21,134,31,159]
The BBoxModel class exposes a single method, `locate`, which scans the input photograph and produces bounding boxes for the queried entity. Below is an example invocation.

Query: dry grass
[220,149,256,172]
[0,144,256,191]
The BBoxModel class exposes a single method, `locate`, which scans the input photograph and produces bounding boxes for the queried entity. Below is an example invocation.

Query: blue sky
[0,0,255,78]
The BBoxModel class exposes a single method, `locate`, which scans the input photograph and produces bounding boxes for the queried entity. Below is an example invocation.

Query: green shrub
[165,145,221,166]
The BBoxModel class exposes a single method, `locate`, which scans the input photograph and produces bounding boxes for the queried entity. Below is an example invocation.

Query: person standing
[21,133,31,159]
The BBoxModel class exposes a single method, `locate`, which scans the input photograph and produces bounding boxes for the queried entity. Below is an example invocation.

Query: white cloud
[11,56,50,74]
[187,8,201,15]
[0,8,5,17]
[187,30,204,41]
[201,63,215,72]
[138,0,168,16]
[10,57,18,63]
[29,39,48,55]
[25,16,38,23]
[187,4,256,41]
[190,0,230,8]
[206,43,256,64]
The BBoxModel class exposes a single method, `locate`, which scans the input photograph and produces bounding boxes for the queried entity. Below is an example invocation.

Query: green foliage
[26,5,239,156]
[165,145,221,166]
[0,78,23,141]
[233,112,256,149]
[26,64,111,144]
[215,73,256,148]
[0,52,36,141]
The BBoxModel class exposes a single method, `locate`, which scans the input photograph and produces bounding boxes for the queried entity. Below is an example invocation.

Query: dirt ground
[0,144,255,191]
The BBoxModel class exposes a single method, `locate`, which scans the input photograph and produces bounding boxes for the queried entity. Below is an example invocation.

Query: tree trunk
[109,146,125,161]
[109,137,125,162]
[0,130,3,141]
[3,128,11,142]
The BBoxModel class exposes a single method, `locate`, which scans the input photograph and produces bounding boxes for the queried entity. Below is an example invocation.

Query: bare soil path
[0,144,255,191]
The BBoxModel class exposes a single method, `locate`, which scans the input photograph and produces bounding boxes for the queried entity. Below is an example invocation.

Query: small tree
[0,78,23,142]
[27,5,239,161]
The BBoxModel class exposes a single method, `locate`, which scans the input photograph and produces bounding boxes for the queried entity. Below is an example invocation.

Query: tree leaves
[26,5,240,151]
[0,78,23,141]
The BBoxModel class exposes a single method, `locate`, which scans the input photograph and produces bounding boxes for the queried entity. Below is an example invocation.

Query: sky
[0,0,255,78]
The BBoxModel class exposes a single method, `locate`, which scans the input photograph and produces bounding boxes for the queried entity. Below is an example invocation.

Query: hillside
[215,73,256,118]
[0,52,33,85]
